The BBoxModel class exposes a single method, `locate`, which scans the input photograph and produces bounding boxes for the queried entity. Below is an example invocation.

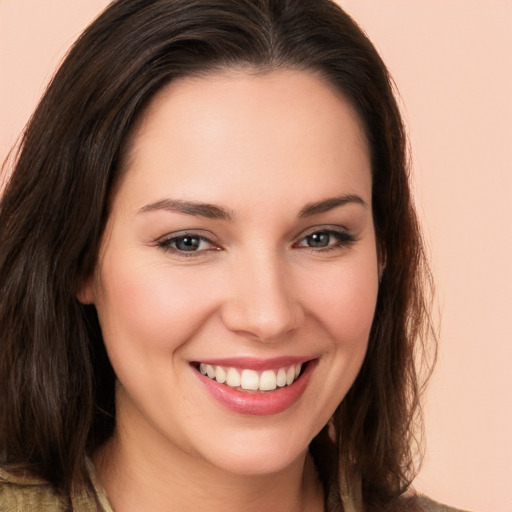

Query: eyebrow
[138,198,234,220]
[298,194,367,217]
[138,193,366,220]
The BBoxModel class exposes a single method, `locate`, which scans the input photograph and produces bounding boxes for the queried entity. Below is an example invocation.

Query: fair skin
[81,69,379,512]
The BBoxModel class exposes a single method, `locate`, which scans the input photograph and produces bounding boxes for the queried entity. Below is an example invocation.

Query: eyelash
[157,233,218,256]
[294,229,358,252]
[156,228,357,256]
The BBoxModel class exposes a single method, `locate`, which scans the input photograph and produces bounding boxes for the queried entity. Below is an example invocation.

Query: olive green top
[0,459,112,512]
[0,463,472,512]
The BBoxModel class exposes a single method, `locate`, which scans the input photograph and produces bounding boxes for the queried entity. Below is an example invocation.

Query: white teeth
[276,368,287,387]
[206,364,216,379]
[215,366,226,384]
[226,367,241,387]
[259,370,277,391]
[199,362,305,392]
[240,369,259,390]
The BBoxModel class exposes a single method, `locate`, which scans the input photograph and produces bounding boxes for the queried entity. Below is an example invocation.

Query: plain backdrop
[1,1,511,511]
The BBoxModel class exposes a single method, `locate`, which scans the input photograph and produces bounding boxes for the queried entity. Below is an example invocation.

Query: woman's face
[83,69,379,475]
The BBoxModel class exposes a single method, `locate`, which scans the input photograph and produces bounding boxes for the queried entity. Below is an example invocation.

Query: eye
[295,229,357,251]
[157,233,219,255]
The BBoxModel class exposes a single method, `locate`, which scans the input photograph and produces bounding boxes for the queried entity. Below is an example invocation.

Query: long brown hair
[0,0,435,509]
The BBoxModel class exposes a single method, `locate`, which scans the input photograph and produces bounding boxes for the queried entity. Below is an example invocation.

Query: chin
[210,447,304,477]
[192,421,321,477]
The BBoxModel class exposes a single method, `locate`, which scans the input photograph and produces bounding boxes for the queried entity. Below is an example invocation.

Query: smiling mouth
[193,362,306,393]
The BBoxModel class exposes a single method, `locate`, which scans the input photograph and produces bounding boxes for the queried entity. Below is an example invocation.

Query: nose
[220,252,304,342]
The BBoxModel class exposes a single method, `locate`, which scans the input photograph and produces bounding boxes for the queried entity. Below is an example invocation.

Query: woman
[0,1,469,511]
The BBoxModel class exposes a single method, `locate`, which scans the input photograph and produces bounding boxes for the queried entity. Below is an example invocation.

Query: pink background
[1,2,511,511]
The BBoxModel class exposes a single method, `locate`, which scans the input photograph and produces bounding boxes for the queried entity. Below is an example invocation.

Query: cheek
[94,256,218,354]
[303,257,379,346]
[295,254,378,432]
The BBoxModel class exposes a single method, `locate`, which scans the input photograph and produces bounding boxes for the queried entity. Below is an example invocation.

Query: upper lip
[191,356,314,371]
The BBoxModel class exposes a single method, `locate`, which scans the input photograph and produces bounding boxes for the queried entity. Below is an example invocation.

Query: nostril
[220,300,304,342]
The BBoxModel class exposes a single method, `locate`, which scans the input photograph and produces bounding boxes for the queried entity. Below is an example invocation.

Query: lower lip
[195,361,316,416]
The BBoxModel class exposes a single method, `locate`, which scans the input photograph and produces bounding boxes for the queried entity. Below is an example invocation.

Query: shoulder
[0,467,68,511]
[0,467,99,512]
[417,495,475,512]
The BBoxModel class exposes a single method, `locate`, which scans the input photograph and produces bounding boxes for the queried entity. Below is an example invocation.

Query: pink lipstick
[193,357,316,416]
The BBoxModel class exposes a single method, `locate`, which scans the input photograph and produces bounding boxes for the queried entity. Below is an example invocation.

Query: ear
[76,276,96,305]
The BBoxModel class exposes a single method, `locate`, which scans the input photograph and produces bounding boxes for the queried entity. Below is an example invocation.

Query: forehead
[117,68,371,211]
